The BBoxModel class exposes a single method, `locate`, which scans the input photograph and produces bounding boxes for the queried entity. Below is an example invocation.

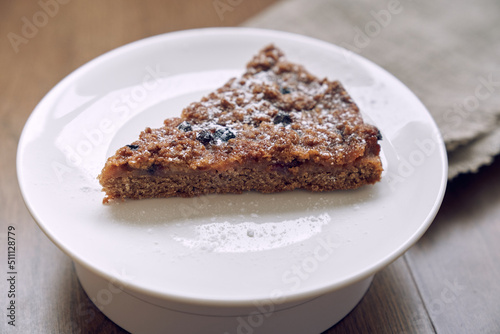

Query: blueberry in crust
[98,45,383,203]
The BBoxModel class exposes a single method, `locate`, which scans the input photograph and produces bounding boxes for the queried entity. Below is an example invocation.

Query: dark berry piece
[196,130,213,145]
[126,144,139,150]
[273,111,292,125]
[376,130,383,140]
[336,126,345,139]
[177,121,192,132]
[214,128,236,142]
[280,86,291,94]
[147,164,158,175]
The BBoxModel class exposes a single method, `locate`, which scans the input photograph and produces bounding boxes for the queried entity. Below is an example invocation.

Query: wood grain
[326,256,435,334]
[406,158,500,334]
[1,1,500,333]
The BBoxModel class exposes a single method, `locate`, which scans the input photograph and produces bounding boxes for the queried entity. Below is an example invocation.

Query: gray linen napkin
[242,0,500,179]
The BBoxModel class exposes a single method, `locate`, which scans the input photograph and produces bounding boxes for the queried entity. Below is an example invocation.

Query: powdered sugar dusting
[172,213,331,253]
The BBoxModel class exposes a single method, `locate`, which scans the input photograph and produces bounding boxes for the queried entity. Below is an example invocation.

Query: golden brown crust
[98,45,382,202]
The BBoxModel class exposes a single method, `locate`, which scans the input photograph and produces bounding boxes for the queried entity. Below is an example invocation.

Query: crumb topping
[104,45,381,173]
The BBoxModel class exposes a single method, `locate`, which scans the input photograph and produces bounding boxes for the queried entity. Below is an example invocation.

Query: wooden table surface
[1,1,499,333]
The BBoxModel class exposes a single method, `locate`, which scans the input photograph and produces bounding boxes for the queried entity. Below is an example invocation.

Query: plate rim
[17,26,448,308]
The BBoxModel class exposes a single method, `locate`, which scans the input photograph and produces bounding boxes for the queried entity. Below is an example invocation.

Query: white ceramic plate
[18,28,447,314]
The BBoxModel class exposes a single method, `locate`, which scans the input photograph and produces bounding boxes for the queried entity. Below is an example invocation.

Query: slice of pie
[98,45,382,203]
